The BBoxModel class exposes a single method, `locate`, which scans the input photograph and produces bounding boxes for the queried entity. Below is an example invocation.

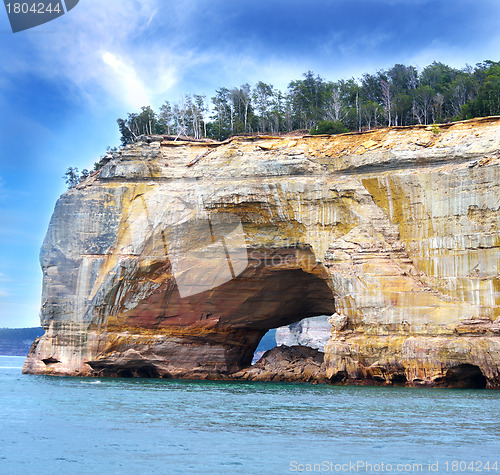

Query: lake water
[1,355,499,474]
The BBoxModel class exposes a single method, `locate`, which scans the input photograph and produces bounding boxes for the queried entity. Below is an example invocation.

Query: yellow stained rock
[23,117,500,387]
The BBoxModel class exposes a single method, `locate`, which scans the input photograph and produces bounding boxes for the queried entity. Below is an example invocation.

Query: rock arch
[84,245,336,378]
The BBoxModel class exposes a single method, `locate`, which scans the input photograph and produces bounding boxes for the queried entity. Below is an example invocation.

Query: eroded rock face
[24,118,500,387]
[275,315,331,351]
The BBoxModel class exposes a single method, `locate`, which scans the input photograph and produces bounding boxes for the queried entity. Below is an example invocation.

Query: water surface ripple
[1,356,498,474]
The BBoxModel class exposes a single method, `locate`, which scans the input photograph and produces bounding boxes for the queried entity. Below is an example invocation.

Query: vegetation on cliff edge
[65,59,500,187]
[117,59,500,143]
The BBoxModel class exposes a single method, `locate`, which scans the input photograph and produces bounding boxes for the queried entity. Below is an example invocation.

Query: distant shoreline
[0,327,44,356]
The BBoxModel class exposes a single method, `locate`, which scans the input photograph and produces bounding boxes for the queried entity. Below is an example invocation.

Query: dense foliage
[116,60,500,144]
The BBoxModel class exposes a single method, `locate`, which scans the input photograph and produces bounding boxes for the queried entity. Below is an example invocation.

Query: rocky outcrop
[23,117,500,388]
[232,345,328,383]
[275,315,331,351]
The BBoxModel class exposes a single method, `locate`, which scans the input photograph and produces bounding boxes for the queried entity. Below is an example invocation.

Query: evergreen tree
[158,101,173,135]
[64,167,80,189]
[211,88,232,140]
[288,71,328,129]
[253,81,275,133]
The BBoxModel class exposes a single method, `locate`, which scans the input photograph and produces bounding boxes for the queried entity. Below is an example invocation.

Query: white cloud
[0,0,181,110]
[0,0,338,110]
[2,0,500,112]
[101,51,150,109]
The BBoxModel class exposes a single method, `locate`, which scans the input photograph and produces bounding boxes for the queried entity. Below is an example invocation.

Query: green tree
[447,71,476,118]
[114,58,500,145]
[137,105,158,135]
[324,81,351,123]
[360,72,384,104]
[269,90,285,134]
[80,169,90,181]
[253,81,275,133]
[310,120,348,135]
[386,64,418,125]
[64,167,80,189]
[210,88,232,140]
[420,62,459,94]
[360,100,383,130]
[462,61,500,118]
[288,71,328,129]
[230,85,254,134]
[387,64,418,92]
[117,116,136,145]
[158,101,173,135]
[117,105,160,144]
[336,79,361,130]
[412,85,436,125]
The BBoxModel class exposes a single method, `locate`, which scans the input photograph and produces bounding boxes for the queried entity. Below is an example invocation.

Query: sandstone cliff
[24,117,500,388]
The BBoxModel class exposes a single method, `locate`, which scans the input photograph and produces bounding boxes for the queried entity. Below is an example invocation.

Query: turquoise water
[0,356,499,474]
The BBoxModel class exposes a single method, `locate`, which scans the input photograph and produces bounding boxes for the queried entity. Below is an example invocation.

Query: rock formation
[275,315,331,351]
[232,346,328,383]
[23,117,500,388]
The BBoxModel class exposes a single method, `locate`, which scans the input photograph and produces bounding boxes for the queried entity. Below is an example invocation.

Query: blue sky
[0,0,499,328]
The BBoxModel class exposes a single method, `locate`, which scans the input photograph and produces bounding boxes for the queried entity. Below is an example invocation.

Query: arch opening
[252,314,333,364]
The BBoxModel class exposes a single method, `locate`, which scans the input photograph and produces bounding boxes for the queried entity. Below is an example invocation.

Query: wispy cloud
[101,51,150,109]
[408,34,500,72]
[3,0,499,113]
[0,0,180,109]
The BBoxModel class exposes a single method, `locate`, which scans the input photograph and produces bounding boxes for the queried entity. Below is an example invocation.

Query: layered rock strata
[24,117,500,387]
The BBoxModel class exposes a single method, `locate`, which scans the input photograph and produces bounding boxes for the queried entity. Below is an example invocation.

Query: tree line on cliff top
[64,59,500,187]
[117,59,500,143]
